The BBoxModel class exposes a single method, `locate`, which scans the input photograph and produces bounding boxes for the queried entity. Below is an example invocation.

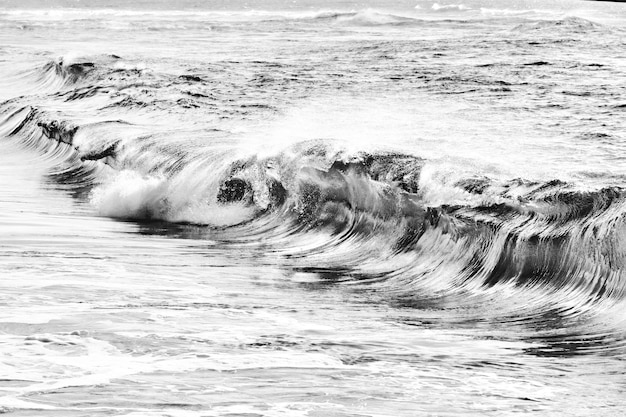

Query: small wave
[334,10,422,26]
[39,59,95,88]
[18,54,122,94]
[289,9,424,27]
[513,16,607,33]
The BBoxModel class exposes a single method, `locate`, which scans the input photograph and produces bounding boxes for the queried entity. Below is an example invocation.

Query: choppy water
[1,0,626,415]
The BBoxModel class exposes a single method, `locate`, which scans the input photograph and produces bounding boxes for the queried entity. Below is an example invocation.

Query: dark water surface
[1,0,626,415]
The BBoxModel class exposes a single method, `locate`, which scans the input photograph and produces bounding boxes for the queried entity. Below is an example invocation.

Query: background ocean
[1,0,626,415]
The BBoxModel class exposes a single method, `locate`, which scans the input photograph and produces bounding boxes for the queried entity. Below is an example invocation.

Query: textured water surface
[1,0,626,416]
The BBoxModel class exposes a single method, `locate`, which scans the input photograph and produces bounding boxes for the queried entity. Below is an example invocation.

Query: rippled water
[1,0,626,415]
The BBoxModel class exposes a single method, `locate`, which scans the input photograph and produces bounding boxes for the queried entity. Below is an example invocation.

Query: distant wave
[513,16,608,33]
[287,9,426,27]
[1,7,609,34]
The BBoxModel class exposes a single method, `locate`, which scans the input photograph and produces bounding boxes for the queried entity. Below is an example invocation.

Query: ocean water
[1,0,626,415]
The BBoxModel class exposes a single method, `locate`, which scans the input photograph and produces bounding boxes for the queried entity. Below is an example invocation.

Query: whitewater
[1,0,625,415]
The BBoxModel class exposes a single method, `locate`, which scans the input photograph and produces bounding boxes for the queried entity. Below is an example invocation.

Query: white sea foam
[90,170,169,219]
[90,169,258,226]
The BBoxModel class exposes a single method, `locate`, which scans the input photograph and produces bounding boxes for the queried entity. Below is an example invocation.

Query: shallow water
[1,1,626,416]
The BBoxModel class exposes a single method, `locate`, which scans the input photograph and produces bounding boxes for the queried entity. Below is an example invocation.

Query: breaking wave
[2,51,626,356]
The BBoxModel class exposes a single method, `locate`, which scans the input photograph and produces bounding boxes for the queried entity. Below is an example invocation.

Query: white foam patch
[1,334,155,396]
[431,3,472,12]
[168,201,257,227]
[0,397,57,410]
[479,7,541,17]
[91,170,168,219]
[116,411,208,417]
[418,162,492,207]
[90,169,257,226]
[116,403,310,417]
